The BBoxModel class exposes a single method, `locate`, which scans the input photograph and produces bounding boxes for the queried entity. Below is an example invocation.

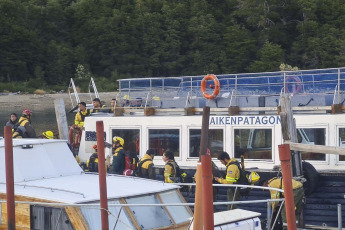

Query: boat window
[234,129,272,159]
[339,128,345,161]
[297,128,326,161]
[126,194,174,229]
[30,206,74,230]
[159,190,193,224]
[112,129,140,155]
[80,200,135,230]
[149,129,180,157]
[189,129,223,158]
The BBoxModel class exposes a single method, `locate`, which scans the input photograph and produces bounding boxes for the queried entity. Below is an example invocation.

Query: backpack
[12,119,26,138]
[228,160,259,196]
[135,158,151,178]
[123,151,139,176]
[167,161,191,183]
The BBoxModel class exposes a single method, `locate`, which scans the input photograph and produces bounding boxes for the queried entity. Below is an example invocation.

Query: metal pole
[200,106,214,229]
[279,144,297,230]
[96,121,109,230]
[4,126,15,230]
[267,201,272,230]
[193,163,203,230]
[338,204,342,230]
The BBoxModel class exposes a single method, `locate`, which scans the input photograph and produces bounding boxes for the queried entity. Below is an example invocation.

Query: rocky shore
[0,92,117,137]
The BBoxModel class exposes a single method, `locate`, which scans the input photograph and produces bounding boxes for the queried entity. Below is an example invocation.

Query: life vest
[79,109,91,121]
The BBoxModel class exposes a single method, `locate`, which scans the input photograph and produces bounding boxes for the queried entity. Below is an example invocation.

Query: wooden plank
[1,203,30,229]
[65,207,89,230]
[54,98,69,140]
[288,142,345,155]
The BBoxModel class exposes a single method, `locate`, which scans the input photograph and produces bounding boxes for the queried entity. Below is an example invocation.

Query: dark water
[0,108,75,138]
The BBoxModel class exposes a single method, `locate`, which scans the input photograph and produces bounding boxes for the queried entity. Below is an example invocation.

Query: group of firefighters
[5,99,304,230]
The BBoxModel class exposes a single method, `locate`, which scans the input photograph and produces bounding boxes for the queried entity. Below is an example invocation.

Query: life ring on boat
[69,125,82,149]
[285,76,302,94]
[201,74,220,99]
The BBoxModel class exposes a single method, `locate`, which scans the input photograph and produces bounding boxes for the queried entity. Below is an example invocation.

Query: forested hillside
[1,0,345,92]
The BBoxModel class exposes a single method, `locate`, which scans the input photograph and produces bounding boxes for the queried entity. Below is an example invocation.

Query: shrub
[34,89,46,95]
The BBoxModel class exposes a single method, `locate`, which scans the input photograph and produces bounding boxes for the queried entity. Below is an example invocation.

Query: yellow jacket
[268,178,303,209]
[218,158,240,184]
[164,160,176,183]
[74,109,91,128]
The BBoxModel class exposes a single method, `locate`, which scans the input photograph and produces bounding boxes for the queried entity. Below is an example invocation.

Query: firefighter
[12,109,36,138]
[137,149,156,179]
[74,102,91,128]
[42,130,54,139]
[86,145,99,172]
[261,177,304,229]
[111,136,126,174]
[214,151,242,210]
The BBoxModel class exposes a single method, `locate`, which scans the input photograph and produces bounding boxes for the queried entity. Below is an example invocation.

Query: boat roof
[0,139,178,204]
[115,67,345,110]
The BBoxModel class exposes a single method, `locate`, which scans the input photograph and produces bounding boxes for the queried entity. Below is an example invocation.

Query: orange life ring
[285,76,302,94]
[201,74,220,99]
[69,124,82,148]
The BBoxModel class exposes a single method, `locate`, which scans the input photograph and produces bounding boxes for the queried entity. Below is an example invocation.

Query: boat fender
[302,161,319,196]
[201,74,220,99]
[285,76,302,94]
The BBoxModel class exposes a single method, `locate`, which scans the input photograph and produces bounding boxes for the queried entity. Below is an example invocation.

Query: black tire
[302,161,319,196]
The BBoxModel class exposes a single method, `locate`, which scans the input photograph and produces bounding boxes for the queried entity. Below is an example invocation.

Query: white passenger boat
[76,67,345,172]
[70,67,345,229]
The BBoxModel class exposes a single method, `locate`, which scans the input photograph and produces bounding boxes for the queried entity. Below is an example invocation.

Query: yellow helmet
[113,136,124,146]
[248,171,260,184]
[42,130,54,139]
[123,95,130,100]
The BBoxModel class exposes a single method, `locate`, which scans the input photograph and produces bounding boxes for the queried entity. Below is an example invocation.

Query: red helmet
[22,109,32,116]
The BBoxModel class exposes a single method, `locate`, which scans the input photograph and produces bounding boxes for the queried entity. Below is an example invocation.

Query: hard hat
[42,130,54,139]
[93,144,97,150]
[248,171,260,184]
[113,136,124,146]
[123,95,130,100]
[22,109,32,116]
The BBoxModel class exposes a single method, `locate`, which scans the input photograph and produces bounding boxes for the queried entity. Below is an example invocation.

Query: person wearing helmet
[86,145,99,172]
[12,109,36,138]
[261,177,304,229]
[74,102,91,128]
[42,130,54,139]
[122,95,130,107]
[110,136,126,174]
[214,151,243,210]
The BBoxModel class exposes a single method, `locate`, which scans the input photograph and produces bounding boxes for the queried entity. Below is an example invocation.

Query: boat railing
[117,67,345,109]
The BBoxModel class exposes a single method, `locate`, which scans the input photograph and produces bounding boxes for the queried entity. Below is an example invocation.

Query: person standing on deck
[261,177,304,230]
[162,150,178,183]
[12,109,36,138]
[214,151,242,210]
[111,136,126,174]
[92,98,105,113]
[74,102,91,128]
[137,149,156,179]
[107,98,117,113]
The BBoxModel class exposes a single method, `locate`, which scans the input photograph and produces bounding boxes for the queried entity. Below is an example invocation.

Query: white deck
[0,139,177,204]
